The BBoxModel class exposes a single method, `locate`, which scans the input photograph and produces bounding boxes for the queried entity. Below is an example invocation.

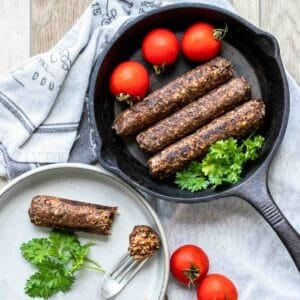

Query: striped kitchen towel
[0,0,195,178]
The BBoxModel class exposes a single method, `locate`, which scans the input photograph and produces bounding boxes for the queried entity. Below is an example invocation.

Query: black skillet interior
[89,4,288,203]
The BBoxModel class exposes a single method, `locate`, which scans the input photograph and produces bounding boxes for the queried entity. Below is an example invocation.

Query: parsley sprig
[175,135,265,192]
[21,230,104,299]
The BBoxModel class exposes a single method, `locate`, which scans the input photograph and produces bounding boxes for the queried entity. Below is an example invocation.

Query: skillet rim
[88,3,290,203]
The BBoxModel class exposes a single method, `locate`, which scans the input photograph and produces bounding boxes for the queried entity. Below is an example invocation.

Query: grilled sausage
[148,99,265,179]
[112,57,233,135]
[29,195,117,235]
[137,77,251,153]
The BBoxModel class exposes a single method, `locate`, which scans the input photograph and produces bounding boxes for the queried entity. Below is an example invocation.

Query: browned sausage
[112,57,233,135]
[148,99,265,179]
[29,195,117,235]
[137,77,250,153]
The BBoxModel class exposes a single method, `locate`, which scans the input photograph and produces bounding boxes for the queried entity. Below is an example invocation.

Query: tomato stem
[116,93,131,102]
[153,63,166,75]
[213,23,228,40]
[116,93,140,104]
[182,264,200,288]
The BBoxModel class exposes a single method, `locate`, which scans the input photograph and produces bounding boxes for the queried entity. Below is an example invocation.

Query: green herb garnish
[175,135,265,192]
[21,230,104,299]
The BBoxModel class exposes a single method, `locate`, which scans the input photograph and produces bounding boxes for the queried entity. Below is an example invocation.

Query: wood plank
[0,0,30,73]
[31,0,90,55]
[260,0,300,83]
[230,0,260,26]
[0,0,30,184]
[31,0,299,83]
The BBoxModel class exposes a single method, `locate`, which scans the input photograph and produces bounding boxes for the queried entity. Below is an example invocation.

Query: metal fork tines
[99,253,149,299]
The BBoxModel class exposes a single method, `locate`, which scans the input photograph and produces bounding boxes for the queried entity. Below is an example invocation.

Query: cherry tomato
[182,22,227,62]
[197,274,238,300]
[170,245,209,286]
[142,28,180,74]
[109,61,149,102]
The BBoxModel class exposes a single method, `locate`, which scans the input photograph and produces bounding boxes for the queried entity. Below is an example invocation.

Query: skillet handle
[234,165,300,272]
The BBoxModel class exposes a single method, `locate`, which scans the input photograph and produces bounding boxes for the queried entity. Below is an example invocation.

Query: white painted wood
[31,0,90,54]
[230,0,300,83]
[260,0,300,83]
[230,0,260,26]
[0,0,30,185]
[0,0,30,74]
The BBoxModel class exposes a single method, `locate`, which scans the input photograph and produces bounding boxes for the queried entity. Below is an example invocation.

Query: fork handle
[96,272,109,300]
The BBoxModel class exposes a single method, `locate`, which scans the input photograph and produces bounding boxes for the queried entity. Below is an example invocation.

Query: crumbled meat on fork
[129,225,161,260]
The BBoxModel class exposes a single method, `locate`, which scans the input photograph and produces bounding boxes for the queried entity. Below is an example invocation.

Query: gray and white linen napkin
[0,0,299,299]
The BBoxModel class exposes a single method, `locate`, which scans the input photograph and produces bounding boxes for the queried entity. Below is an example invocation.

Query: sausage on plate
[112,56,233,135]
[137,77,251,153]
[148,99,265,179]
[29,195,117,235]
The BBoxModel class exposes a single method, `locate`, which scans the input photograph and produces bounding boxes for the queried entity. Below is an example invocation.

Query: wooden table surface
[0,0,299,187]
[1,0,299,83]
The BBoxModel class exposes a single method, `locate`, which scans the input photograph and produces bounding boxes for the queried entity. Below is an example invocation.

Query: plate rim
[0,163,170,300]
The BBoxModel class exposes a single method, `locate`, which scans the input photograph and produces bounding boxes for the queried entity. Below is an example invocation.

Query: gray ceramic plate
[0,163,169,300]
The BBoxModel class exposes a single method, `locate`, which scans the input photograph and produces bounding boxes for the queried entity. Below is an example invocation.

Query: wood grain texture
[0,0,30,74]
[230,0,260,26]
[30,0,300,83]
[0,0,30,185]
[260,0,300,83]
[31,0,90,55]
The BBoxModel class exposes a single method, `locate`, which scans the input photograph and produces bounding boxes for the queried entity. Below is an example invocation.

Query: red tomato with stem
[170,245,209,286]
[197,274,238,300]
[182,22,227,62]
[142,28,180,74]
[109,61,149,102]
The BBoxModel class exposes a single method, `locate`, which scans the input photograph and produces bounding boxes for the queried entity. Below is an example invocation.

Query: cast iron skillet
[88,4,300,271]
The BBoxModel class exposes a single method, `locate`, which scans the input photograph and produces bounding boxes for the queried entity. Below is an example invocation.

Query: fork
[98,252,149,299]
